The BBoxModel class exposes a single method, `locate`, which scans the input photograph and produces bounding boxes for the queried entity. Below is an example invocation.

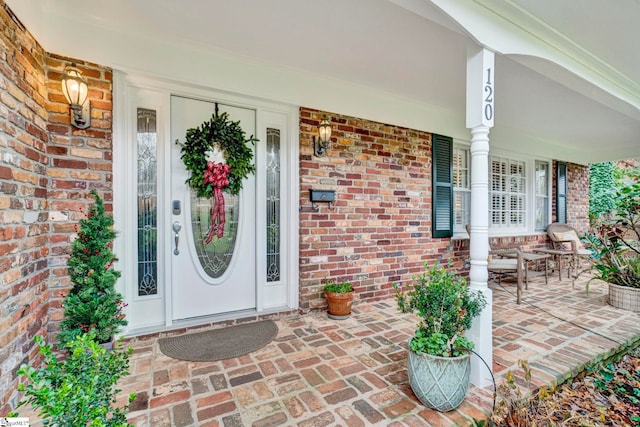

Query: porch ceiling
[6,0,639,164]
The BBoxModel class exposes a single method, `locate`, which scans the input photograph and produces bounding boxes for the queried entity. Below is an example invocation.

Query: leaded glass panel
[137,108,158,296]
[191,192,240,278]
[266,128,281,282]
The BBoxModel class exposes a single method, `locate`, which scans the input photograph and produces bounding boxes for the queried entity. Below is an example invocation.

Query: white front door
[170,96,256,320]
[114,74,299,334]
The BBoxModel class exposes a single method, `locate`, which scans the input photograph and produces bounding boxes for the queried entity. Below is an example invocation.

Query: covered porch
[2,0,639,418]
[111,273,640,426]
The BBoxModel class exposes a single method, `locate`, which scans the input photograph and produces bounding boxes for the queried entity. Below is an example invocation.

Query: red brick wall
[298,108,466,311]
[0,3,50,413]
[0,2,113,414]
[298,109,585,312]
[552,161,589,234]
[489,234,549,252]
[44,55,113,337]
[566,163,589,234]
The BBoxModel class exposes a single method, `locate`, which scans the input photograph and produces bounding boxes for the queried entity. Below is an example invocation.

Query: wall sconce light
[314,115,332,157]
[61,64,91,129]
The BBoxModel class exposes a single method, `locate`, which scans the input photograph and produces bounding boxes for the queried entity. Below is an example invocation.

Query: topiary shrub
[58,190,127,345]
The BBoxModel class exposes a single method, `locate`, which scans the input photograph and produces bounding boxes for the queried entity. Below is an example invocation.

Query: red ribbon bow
[203,161,231,242]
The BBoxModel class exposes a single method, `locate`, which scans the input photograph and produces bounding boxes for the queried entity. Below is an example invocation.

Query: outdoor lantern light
[314,115,332,157]
[61,64,90,129]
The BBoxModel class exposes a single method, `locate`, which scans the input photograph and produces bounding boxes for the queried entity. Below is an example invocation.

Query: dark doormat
[158,320,278,361]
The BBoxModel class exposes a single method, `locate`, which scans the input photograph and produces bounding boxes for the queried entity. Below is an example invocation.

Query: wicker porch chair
[544,222,591,279]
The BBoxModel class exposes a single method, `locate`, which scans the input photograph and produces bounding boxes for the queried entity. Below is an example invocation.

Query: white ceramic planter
[407,346,471,412]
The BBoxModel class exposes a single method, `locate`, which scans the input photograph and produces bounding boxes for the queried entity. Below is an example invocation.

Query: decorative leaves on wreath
[180,112,257,198]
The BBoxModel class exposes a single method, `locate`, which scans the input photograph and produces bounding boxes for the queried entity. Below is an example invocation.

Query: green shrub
[58,190,127,345]
[583,179,640,288]
[9,333,135,427]
[324,281,352,293]
[394,261,487,357]
[589,162,616,217]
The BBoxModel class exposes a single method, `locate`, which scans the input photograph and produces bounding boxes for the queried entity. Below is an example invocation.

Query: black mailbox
[309,189,335,210]
[310,189,335,202]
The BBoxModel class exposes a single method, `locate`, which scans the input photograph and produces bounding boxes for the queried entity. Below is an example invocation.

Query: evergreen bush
[58,190,127,345]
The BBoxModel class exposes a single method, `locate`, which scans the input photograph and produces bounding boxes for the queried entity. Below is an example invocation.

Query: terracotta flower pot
[325,291,354,320]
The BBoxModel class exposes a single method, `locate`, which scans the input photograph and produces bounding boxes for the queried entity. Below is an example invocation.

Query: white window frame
[452,144,551,237]
[453,145,470,235]
[490,154,527,234]
[534,160,550,232]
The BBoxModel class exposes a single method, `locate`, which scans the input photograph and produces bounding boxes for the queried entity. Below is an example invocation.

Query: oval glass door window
[190,191,239,278]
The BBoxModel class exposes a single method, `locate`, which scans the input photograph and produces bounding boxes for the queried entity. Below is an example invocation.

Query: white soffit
[430,0,640,117]
[5,0,640,163]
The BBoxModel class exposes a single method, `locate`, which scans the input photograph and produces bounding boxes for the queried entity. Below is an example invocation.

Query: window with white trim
[535,161,549,231]
[453,146,470,233]
[452,144,550,235]
[490,156,526,231]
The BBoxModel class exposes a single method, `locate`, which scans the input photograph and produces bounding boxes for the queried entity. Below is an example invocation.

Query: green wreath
[180,112,257,198]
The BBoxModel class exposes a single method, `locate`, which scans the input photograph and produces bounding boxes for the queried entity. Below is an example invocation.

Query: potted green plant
[583,178,640,311]
[394,261,487,411]
[9,333,136,426]
[58,190,127,346]
[324,281,354,319]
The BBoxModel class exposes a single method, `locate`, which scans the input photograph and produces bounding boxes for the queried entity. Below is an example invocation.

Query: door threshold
[123,306,296,340]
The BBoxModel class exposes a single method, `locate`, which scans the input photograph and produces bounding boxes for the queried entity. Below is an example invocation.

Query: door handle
[172,221,182,255]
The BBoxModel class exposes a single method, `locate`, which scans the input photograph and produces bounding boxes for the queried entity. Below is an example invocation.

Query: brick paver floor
[18,274,640,426]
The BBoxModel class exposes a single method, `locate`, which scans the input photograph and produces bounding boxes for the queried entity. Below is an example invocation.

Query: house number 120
[484,67,494,122]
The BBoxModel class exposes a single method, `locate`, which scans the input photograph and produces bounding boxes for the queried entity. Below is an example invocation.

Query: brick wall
[0,3,50,413]
[489,234,549,252]
[298,109,585,312]
[298,108,466,311]
[0,1,113,414]
[566,163,589,233]
[552,161,589,234]
[44,55,113,337]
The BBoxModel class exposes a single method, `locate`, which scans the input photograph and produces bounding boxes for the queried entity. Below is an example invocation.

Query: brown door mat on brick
[158,320,278,361]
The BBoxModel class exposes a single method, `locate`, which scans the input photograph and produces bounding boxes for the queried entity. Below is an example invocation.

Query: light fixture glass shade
[61,66,88,106]
[318,116,332,143]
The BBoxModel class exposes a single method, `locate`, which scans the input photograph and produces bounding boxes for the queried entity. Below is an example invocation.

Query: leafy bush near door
[58,190,127,345]
[9,334,135,426]
[10,192,135,425]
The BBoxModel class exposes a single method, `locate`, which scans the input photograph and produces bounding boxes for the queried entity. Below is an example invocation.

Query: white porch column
[465,46,494,388]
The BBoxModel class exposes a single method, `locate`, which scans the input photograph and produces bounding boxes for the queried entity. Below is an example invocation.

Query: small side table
[533,248,572,280]
[502,252,550,288]
[522,252,550,287]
